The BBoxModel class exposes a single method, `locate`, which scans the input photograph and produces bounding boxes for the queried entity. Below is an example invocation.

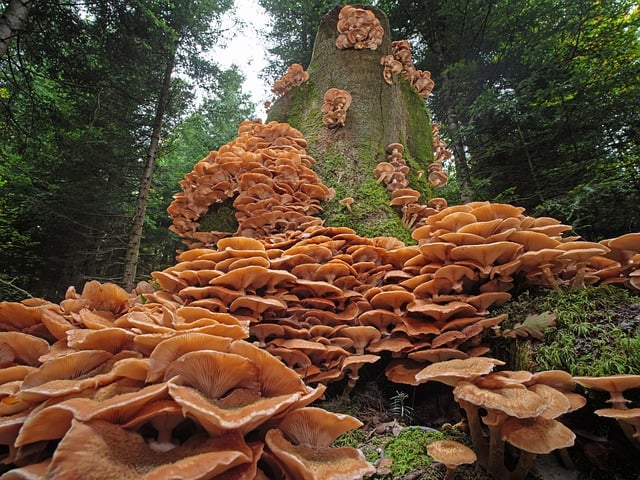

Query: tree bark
[267,6,437,243]
[0,0,33,58]
[122,50,175,290]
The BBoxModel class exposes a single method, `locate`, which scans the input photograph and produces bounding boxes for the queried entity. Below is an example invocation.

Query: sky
[209,0,272,119]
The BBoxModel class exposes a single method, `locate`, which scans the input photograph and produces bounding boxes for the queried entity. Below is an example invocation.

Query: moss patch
[492,285,640,377]
[197,198,238,234]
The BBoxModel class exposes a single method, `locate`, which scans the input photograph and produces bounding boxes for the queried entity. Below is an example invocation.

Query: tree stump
[267,6,435,243]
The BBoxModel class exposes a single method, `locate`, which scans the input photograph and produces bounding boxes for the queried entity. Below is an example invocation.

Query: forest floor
[318,287,640,480]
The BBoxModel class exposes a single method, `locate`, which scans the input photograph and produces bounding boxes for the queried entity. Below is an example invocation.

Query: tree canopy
[1,0,639,300]
[0,0,254,300]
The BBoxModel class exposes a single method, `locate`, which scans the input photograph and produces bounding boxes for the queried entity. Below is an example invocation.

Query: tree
[379,0,500,203]
[266,6,434,243]
[465,0,640,238]
[258,0,372,79]
[0,0,248,299]
[138,67,255,280]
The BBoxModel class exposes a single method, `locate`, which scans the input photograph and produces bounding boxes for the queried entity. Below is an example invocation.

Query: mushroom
[276,406,364,447]
[339,197,355,212]
[501,416,576,480]
[264,428,375,480]
[452,378,549,475]
[427,439,477,480]
[321,88,352,129]
[45,419,253,478]
[380,55,403,84]
[594,408,640,449]
[335,5,384,50]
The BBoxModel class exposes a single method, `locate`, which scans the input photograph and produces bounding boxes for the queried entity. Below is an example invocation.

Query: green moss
[493,285,640,376]
[197,198,238,233]
[383,427,444,476]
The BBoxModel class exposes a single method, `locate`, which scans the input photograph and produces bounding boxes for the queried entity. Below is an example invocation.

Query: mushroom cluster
[335,5,384,50]
[374,142,448,231]
[168,120,334,249]
[379,54,403,85]
[374,142,409,192]
[391,40,435,98]
[166,123,638,395]
[429,123,451,187]
[417,358,585,479]
[0,280,374,478]
[321,88,352,128]
[271,63,309,97]
[574,374,640,450]
[598,232,640,291]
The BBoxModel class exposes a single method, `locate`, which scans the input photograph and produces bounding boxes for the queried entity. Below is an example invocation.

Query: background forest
[1,0,639,302]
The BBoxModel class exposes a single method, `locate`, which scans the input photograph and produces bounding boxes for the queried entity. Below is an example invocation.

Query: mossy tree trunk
[267,6,435,244]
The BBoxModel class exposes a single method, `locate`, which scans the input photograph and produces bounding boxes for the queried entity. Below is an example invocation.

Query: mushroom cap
[453,381,548,418]
[527,370,576,391]
[19,350,114,402]
[607,232,640,252]
[427,439,477,467]
[46,419,252,479]
[164,350,260,399]
[0,332,50,367]
[594,407,640,425]
[265,428,375,480]
[167,383,300,437]
[528,383,572,419]
[501,416,575,454]
[415,357,505,386]
[277,406,363,448]
[573,374,640,394]
[146,333,233,383]
[386,142,404,154]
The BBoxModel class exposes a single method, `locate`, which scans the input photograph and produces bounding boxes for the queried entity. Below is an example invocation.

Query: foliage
[493,285,640,376]
[0,0,254,300]
[390,391,414,424]
[257,0,373,81]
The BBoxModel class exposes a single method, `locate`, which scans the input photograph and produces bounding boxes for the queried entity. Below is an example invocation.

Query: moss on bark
[267,6,435,243]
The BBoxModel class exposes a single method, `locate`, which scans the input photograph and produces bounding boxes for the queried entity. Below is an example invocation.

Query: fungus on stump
[267,5,434,242]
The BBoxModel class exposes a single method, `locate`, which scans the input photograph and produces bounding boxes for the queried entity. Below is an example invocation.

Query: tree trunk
[0,0,33,58]
[122,51,175,290]
[445,106,474,203]
[267,6,436,244]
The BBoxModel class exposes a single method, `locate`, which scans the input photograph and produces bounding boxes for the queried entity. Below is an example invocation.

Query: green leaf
[503,312,556,340]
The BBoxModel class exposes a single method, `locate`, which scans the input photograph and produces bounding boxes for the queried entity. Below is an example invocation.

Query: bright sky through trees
[209,0,271,118]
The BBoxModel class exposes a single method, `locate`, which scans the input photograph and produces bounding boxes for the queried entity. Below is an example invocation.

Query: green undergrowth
[492,285,640,377]
[318,383,492,479]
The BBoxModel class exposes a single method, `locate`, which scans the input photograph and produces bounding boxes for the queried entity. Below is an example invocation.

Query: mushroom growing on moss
[427,439,477,480]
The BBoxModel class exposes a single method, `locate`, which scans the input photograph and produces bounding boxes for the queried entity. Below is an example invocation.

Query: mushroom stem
[556,447,574,469]
[541,265,561,293]
[509,450,537,480]
[571,262,587,289]
[458,400,488,466]
[486,423,509,480]
[444,465,458,480]
[152,416,182,445]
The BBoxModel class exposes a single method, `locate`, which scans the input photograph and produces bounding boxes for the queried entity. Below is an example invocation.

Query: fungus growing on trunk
[321,88,352,128]
[335,5,384,50]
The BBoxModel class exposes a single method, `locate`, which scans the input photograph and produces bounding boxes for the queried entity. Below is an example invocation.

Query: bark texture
[267,6,435,243]
[0,0,33,58]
